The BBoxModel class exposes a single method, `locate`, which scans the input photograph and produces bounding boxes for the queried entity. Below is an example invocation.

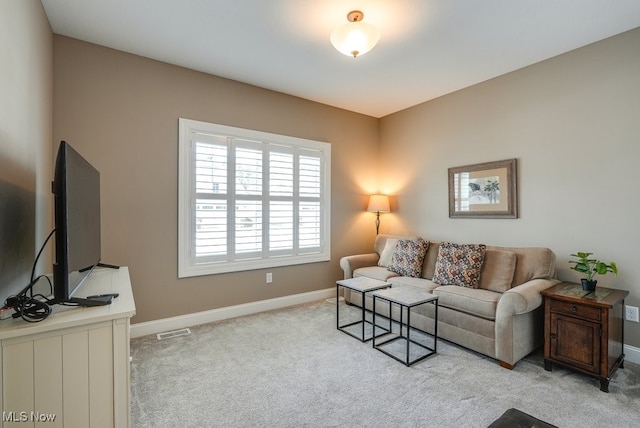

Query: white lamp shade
[367,194,390,213]
[330,21,380,57]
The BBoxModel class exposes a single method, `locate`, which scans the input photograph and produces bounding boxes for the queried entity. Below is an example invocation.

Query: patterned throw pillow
[432,242,487,288]
[387,238,429,277]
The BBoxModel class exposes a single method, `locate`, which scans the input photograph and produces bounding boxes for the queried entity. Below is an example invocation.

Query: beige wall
[0,0,52,298]
[379,27,640,348]
[23,8,639,348]
[53,36,379,323]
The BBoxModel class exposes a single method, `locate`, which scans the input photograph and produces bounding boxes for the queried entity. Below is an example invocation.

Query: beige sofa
[339,234,558,368]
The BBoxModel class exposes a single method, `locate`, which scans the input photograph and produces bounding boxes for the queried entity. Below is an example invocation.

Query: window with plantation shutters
[178,118,331,277]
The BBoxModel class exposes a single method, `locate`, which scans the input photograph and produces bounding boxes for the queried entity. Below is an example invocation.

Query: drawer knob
[571,306,577,313]
[550,333,557,339]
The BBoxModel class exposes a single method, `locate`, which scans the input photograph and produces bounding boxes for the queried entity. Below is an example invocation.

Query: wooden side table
[541,281,628,392]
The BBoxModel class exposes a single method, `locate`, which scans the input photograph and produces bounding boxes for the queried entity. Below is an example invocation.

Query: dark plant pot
[581,278,597,292]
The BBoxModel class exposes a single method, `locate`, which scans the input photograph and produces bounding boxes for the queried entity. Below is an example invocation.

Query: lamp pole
[367,194,390,235]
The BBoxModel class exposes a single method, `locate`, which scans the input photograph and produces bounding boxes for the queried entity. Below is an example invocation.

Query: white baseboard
[130,287,335,339]
[624,344,640,365]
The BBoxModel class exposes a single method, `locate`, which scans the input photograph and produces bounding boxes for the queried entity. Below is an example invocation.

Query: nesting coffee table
[372,287,439,366]
[336,277,391,342]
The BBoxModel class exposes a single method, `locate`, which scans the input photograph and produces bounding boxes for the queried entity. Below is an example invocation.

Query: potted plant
[569,252,618,291]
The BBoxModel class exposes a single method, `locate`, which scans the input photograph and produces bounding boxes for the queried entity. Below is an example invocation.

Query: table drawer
[550,300,600,321]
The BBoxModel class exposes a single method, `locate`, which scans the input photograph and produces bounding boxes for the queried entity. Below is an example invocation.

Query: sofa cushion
[388,277,440,293]
[433,285,501,320]
[490,246,556,286]
[421,241,440,280]
[479,249,517,293]
[374,234,412,256]
[388,238,429,277]
[432,242,487,288]
[377,238,399,268]
[354,266,400,282]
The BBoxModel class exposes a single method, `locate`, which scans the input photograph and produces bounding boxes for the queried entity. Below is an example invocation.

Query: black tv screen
[52,141,102,302]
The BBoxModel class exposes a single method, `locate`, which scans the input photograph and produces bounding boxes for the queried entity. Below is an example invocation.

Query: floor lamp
[367,194,390,235]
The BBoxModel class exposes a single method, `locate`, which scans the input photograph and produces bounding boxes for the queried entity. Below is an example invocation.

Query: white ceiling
[41,0,640,118]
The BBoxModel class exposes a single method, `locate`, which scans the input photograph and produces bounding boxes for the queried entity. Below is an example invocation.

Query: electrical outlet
[625,305,639,323]
[266,272,273,284]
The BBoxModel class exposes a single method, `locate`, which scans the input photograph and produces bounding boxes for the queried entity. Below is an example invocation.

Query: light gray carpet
[130,299,640,427]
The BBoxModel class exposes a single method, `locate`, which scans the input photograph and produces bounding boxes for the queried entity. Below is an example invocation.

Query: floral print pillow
[432,242,487,288]
[387,238,429,278]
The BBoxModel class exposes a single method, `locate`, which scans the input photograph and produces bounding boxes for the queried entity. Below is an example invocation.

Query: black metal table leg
[406,306,411,366]
[370,287,439,367]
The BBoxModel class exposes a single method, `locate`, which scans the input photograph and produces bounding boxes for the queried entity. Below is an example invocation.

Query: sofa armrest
[339,253,379,279]
[497,278,560,316]
[495,278,560,366]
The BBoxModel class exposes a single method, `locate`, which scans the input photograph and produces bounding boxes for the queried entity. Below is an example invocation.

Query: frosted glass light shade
[330,21,380,58]
[367,194,390,213]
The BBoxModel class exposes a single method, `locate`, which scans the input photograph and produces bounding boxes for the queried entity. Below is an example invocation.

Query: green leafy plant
[569,252,618,281]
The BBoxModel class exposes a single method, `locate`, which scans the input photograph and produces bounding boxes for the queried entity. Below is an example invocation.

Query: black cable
[30,228,56,290]
[1,229,56,322]
[4,280,52,322]
[11,294,51,323]
[41,275,53,296]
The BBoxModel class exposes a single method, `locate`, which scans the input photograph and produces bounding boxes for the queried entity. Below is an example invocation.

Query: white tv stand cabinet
[0,267,136,428]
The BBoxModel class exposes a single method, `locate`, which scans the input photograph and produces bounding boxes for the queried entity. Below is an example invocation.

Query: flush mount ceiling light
[330,10,380,58]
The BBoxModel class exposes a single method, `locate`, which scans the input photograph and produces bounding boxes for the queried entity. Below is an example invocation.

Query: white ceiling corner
[40,0,640,118]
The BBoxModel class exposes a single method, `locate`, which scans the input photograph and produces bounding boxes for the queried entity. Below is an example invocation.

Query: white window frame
[178,118,331,277]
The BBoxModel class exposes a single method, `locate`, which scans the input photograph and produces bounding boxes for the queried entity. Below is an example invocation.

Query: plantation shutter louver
[179,119,331,277]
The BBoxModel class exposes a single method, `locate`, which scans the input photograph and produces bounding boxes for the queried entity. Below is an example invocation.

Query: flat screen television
[52,141,116,306]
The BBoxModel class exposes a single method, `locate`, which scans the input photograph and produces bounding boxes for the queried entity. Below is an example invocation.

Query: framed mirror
[448,158,518,218]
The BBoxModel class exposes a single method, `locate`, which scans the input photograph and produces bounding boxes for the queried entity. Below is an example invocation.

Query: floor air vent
[157,328,191,340]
